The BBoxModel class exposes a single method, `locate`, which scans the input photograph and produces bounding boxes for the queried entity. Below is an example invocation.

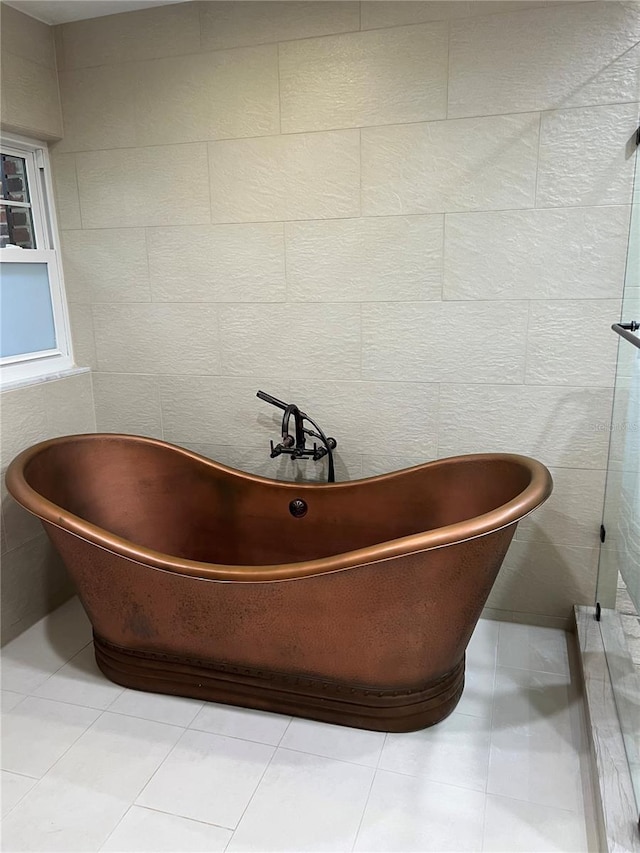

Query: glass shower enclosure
[596,126,640,820]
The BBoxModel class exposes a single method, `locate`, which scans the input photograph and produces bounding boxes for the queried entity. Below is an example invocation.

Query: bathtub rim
[5,433,553,582]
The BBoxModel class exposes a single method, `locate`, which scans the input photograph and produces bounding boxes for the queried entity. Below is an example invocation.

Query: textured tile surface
[147,223,285,303]
[360,1,548,30]
[158,376,289,447]
[516,466,607,549]
[92,373,162,438]
[0,51,62,139]
[362,301,528,384]
[50,152,81,230]
[68,304,97,368]
[279,24,448,133]
[199,1,360,51]
[209,131,360,222]
[134,46,279,146]
[286,215,443,302]
[76,144,211,229]
[443,206,630,301]
[41,373,96,439]
[488,539,599,619]
[287,380,438,457]
[362,113,539,215]
[537,103,640,208]
[61,229,150,304]
[56,64,137,153]
[93,304,219,375]
[0,3,56,69]
[526,299,621,388]
[438,384,613,468]
[448,2,640,116]
[58,3,200,69]
[219,304,361,378]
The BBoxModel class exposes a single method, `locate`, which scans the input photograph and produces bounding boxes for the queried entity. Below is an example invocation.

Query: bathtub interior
[22,437,533,566]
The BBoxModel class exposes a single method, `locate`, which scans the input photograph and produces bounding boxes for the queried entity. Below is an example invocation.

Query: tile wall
[0,4,96,642]
[9,0,640,626]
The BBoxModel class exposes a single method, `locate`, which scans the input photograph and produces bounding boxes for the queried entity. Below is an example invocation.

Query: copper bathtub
[6,434,552,732]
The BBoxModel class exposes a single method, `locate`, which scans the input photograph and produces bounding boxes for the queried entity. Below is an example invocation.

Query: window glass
[0,262,56,358]
[0,136,73,387]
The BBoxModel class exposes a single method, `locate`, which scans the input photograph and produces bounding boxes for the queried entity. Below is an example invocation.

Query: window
[0,134,74,388]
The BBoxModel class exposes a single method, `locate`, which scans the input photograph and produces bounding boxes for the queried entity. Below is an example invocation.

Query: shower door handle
[612,322,640,350]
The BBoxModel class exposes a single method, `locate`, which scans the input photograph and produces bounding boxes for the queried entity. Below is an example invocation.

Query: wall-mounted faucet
[256,391,337,483]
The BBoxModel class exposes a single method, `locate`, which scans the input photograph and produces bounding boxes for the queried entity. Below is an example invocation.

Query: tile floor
[1,598,593,852]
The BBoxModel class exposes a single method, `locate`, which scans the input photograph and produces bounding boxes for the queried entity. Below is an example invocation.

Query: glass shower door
[596,130,640,816]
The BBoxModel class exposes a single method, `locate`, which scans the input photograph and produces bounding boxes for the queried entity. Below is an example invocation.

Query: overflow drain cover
[289,499,308,518]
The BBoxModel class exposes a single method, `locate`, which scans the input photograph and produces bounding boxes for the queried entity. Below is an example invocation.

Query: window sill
[1,365,91,393]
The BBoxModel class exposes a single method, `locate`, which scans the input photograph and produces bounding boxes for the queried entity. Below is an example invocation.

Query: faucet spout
[281,404,305,451]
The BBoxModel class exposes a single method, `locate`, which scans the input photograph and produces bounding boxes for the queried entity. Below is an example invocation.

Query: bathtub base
[94,634,465,732]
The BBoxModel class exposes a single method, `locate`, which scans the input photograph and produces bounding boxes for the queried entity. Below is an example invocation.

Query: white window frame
[0,133,74,389]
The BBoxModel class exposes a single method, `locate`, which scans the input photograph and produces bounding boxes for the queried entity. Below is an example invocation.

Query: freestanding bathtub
[6,434,552,732]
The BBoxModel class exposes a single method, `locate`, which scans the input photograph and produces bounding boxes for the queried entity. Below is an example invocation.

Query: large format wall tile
[438,384,613,469]
[1,384,47,471]
[209,131,360,222]
[92,373,162,439]
[360,1,547,30]
[448,2,640,117]
[61,229,150,303]
[361,114,539,215]
[0,3,56,69]
[68,304,97,370]
[285,216,442,302]
[279,24,447,134]
[2,475,43,553]
[58,3,200,70]
[134,46,279,146]
[1,536,72,646]
[158,376,289,447]
[199,1,360,51]
[537,103,640,208]
[443,206,630,301]
[93,304,220,375]
[362,302,528,384]
[1,52,62,139]
[147,223,285,302]
[488,540,598,619]
[525,299,621,388]
[288,380,439,457]
[219,304,361,379]
[50,152,82,230]
[56,65,137,153]
[76,145,211,229]
[516,467,607,549]
[42,372,96,438]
